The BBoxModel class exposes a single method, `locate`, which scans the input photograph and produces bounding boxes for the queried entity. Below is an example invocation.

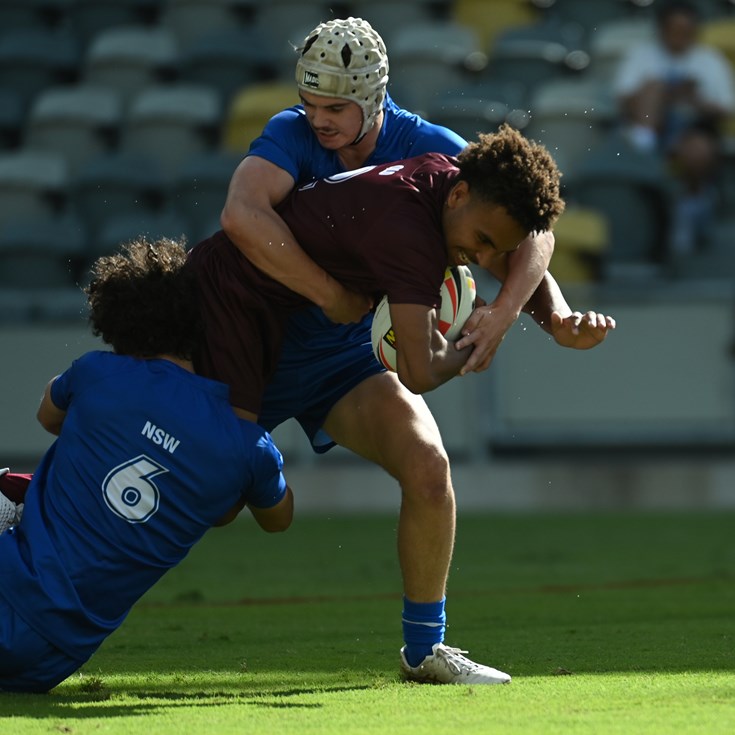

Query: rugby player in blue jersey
[0,239,293,693]
[216,17,610,685]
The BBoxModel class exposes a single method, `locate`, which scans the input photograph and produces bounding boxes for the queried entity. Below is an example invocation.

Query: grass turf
[2,511,734,734]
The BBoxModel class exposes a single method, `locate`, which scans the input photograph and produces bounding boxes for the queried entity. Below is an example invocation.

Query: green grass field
[2,511,734,734]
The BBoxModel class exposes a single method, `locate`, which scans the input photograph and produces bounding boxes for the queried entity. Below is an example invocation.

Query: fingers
[459,342,497,375]
[579,311,616,332]
[459,308,484,340]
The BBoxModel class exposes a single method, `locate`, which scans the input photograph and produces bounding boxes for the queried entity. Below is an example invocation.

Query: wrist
[487,296,522,326]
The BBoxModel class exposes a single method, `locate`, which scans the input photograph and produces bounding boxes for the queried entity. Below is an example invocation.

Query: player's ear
[446,179,470,210]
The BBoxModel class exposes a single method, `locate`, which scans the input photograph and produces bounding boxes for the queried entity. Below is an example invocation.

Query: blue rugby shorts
[259,306,385,453]
[0,599,86,693]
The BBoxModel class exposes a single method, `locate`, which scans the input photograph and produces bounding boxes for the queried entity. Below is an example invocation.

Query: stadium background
[0,0,733,512]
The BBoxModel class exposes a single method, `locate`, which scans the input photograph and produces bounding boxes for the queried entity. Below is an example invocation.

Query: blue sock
[402,596,446,668]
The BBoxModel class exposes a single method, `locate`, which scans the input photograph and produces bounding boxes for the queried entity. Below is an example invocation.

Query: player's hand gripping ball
[371,265,476,371]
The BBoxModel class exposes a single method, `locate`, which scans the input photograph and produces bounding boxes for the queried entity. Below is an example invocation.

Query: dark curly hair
[85,237,202,359]
[456,124,565,233]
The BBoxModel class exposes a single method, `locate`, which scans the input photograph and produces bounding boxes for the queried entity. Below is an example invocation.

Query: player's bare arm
[456,230,554,373]
[36,378,66,436]
[390,303,471,394]
[523,270,616,348]
[221,156,371,324]
[247,485,294,533]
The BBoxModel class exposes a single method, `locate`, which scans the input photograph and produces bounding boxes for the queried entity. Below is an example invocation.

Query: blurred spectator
[613,0,735,255]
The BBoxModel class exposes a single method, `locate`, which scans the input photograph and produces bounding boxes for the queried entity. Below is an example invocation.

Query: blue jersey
[248,94,466,444]
[0,351,286,661]
[248,93,467,182]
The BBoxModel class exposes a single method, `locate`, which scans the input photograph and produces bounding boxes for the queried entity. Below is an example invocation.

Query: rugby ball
[371,265,476,371]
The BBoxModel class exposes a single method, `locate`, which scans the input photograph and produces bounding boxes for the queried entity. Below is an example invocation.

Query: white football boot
[400,643,511,685]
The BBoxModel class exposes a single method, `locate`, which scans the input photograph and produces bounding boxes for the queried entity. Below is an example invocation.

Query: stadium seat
[350,1,437,48]
[387,23,484,114]
[525,79,617,177]
[178,28,277,107]
[91,210,192,261]
[70,151,168,238]
[252,2,334,82]
[0,213,87,289]
[425,96,510,142]
[0,150,69,227]
[121,84,222,177]
[0,28,81,108]
[550,206,609,283]
[223,82,298,153]
[453,0,539,51]
[0,88,24,150]
[70,0,164,46]
[485,34,587,105]
[587,18,656,84]
[538,0,639,32]
[253,1,328,46]
[563,132,673,279]
[499,13,588,45]
[172,151,242,241]
[456,76,529,113]
[0,285,87,324]
[687,0,734,20]
[0,0,63,32]
[161,0,254,48]
[0,211,88,324]
[24,85,124,174]
[82,25,179,106]
[700,17,735,68]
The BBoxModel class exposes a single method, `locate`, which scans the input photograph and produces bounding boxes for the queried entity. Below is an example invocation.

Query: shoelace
[433,646,482,675]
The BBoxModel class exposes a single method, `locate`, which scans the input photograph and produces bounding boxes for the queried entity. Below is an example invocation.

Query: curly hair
[456,124,565,233]
[85,237,202,359]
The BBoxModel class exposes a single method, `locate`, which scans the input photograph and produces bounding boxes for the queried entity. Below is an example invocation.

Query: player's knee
[398,441,453,507]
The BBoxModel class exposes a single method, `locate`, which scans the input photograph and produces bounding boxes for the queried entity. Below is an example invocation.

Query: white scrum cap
[295,17,389,142]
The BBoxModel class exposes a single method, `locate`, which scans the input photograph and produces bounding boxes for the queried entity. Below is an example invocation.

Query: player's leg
[322,372,510,684]
[322,370,454,603]
[0,597,86,693]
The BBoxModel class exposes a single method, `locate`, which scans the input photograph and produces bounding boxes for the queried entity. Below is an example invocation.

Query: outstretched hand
[550,310,616,349]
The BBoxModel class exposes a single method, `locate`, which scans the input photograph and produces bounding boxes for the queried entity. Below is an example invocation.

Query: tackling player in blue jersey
[0,238,293,693]
[219,17,611,684]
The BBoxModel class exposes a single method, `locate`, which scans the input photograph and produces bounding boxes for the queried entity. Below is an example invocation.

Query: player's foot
[400,643,511,685]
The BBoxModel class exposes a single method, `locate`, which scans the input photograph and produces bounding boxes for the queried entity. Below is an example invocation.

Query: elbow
[263,518,292,533]
[260,510,293,533]
[36,409,61,436]
[396,363,441,396]
[219,201,238,239]
[256,487,294,533]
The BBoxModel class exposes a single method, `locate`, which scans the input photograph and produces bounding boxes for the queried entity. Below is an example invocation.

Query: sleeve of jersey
[243,432,288,509]
[245,107,313,181]
[49,351,101,411]
[49,366,74,412]
[405,119,467,157]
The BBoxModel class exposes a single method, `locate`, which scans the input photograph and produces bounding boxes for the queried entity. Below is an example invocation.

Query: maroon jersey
[188,153,458,413]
